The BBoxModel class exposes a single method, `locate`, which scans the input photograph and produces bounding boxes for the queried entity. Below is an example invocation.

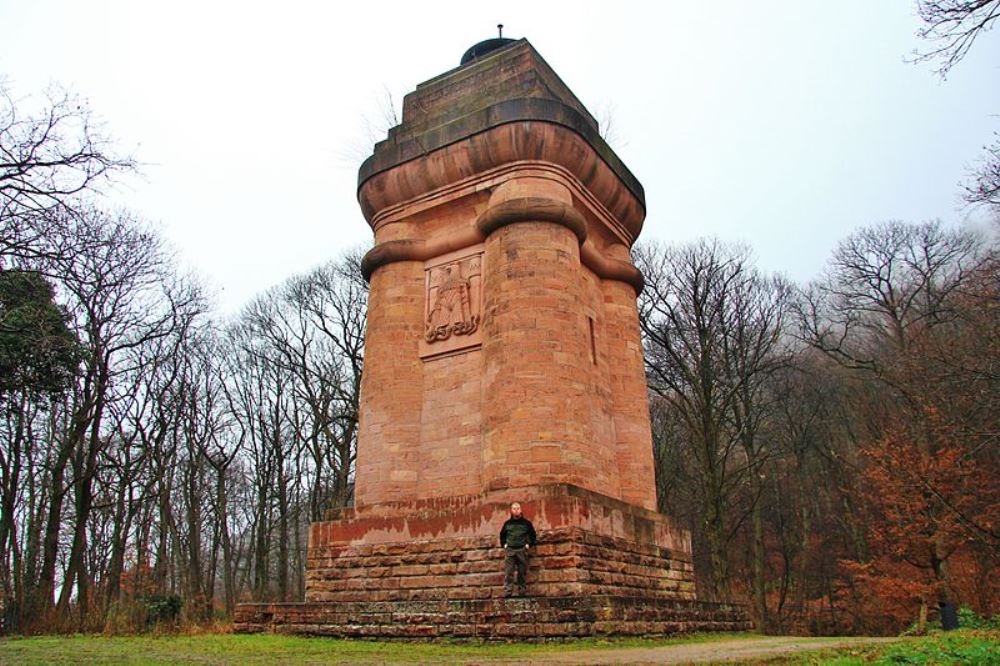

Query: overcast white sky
[2,1,998,313]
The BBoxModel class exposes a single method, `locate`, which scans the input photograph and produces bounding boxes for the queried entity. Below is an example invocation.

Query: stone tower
[236,38,748,637]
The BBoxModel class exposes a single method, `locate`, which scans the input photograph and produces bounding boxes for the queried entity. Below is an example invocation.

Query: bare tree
[964,133,1000,213]
[189,331,243,616]
[911,2,1000,224]
[0,80,134,264]
[637,239,792,613]
[31,208,200,624]
[914,0,1000,77]
[277,253,366,517]
[221,311,297,602]
[796,220,984,374]
[212,251,366,604]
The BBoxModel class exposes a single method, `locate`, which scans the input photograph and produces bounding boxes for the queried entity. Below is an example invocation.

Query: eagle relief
[424,254,482,344]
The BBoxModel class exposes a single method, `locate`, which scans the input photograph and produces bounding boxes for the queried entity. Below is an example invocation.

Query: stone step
[234,595,751,639]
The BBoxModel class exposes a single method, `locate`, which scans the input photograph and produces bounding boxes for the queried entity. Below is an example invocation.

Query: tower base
[234,596,750,639]
[233,485,750,637]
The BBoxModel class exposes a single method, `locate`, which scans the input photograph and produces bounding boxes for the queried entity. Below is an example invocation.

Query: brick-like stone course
[303,527,696,604]
[234,596,751,638]
[353,44,659,513]
[231,486,751,637]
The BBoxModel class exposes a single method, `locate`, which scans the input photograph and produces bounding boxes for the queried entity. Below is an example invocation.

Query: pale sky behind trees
[1,1,998,312]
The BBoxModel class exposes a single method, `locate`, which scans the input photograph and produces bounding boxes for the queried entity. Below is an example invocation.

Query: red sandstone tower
[237,37,748,637]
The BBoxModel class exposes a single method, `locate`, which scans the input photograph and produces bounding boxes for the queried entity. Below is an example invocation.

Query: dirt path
[471,636,900,665]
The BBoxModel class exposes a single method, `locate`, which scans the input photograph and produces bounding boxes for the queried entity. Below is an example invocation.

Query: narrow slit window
[588,316,597,365]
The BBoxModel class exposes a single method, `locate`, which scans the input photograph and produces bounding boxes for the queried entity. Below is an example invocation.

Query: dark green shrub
[143,595,182,626]
[956,606,1000,630]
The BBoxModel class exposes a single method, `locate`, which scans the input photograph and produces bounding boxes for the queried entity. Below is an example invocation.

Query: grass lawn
[737,630,1000,665]
[0,631,754,665]
[0,629,997,664]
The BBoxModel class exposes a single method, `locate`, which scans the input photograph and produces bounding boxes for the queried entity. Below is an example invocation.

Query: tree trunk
[216,471,235,616]
[104,475,130,605]
[704,498,729,601]
[185,460,205,621]
[34,432,76,618]
[277,469,289,601]
[252,482,269,601]
[917,596,928,634]
[153,484,173,595]
[58,392,106,624]
[0,397,25,628]
[751,493,767,631]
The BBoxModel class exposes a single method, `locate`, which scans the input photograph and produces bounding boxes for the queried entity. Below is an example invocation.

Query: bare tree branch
[0,79,136,265]
[913,0,1000,77]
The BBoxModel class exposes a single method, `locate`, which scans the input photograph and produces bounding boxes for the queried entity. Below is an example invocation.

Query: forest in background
[2,0,999,636]
[638,228,999,635]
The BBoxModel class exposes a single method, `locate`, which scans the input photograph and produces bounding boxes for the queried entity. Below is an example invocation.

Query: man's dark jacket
[500,516,537,549]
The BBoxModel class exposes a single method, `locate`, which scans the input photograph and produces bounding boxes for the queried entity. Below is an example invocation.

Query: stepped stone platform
[234,485,751,637]
[234,596,750,639]
[304,528,692,603]
[304,485,697,603]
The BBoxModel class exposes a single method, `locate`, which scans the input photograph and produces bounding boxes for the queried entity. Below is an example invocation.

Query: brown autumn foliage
[843,411,999,634]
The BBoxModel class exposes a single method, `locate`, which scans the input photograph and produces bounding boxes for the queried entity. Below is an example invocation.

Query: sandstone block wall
[481,220,620,495]
[353,260,425,501]
[352,42,660,511]
[235,596,752,638]
[355,194,659,510]
[304,527,695,604]
[313,485,690,554]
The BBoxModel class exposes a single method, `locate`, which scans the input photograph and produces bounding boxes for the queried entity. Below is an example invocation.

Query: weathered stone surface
[231,484,752,635]
[352,43,656,511]
[359,40,644,227]
[234,38,750,638]
[314,484,689,553]
[303,525,694,604]
[234,596,751,639]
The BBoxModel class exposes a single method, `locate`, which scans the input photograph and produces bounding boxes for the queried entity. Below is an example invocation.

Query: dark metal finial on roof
[460,28,517,65]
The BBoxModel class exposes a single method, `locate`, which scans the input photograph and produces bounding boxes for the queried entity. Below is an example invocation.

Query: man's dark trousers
[504,546,528,597]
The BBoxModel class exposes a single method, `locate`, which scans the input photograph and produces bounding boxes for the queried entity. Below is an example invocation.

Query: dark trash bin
[939,601,959,631]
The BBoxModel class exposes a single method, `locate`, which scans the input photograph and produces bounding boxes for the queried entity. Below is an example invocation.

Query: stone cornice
[370,161,635,248]
[476,197,587,243]
[361,195,645,293]
[358,107,645,239]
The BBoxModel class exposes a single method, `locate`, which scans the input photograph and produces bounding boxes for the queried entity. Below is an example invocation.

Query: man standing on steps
[499,502,537,598]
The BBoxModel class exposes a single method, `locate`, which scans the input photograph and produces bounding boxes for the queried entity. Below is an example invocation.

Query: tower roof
[460,37,518,65]
[358,39,645,227]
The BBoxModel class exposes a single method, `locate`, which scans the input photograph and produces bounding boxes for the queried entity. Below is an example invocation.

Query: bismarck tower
[236,37,749,638]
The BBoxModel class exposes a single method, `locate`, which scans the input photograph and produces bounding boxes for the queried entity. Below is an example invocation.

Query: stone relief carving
[425,254,482,343]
